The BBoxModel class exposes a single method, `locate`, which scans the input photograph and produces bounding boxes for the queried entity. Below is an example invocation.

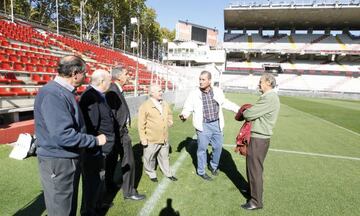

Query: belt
[204,119,219,123]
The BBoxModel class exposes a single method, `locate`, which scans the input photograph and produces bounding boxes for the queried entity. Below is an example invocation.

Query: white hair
[91,69,110,87]
[149,84,161,97]
[261,73,277,88]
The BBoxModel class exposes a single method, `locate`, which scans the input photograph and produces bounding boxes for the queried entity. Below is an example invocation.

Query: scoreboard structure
[175,20,218,47]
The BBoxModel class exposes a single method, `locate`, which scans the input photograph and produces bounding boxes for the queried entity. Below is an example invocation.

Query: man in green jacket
[241,73,280,210]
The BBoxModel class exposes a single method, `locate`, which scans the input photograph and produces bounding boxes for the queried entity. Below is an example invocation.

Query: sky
[146,0,234,41]
[145,0,357,41]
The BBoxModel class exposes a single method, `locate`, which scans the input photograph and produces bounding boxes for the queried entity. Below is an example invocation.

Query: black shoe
[100,202,114,209]
[124,193,146,201]
[198,173,212,181]
[150,178,158,182]
[209,167,219,176]
[168,176,178,181]
[241,202,262,210]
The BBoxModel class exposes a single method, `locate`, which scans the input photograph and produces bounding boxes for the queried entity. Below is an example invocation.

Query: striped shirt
[202,88,219,123]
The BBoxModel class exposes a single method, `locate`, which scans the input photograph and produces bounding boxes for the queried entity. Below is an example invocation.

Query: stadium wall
[0,89,190,144]
[223,88,360,100]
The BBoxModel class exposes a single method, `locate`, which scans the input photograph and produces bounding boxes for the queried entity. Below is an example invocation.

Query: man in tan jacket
[138,84,178,182]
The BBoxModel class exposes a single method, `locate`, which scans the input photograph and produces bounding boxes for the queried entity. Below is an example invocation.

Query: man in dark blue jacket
[79,69,114,215]
[34,56,106,216]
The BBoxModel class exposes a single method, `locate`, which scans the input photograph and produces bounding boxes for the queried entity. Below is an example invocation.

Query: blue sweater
[34,81,97,158]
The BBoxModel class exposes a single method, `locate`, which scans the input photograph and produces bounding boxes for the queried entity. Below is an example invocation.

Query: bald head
[91,69,112,93]
[149,84,163,101]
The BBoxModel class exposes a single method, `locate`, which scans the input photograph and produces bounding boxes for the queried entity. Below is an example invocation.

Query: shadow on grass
[218,148,250,200]
[158,198,180,216]
[176,137,249,199]
[176,137,197,172]
[13,191,46,216]
[133,143,144,189]
[98,143,145,216]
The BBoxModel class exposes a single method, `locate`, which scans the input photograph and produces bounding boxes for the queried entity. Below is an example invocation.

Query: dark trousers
[246,137,270,207]
[80,154,105,216]
[38,157,80,216]
[105,132,136,197]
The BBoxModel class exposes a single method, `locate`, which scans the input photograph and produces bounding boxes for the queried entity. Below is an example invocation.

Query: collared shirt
[150,97,163,115]
[114,81,123,93]
[201,88,219,123]
[54,76,75,93]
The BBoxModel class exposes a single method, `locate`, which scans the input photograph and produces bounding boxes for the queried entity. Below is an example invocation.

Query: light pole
[56,0,59,35]
[97,11,100,46]
[10,0,13,22]
[80,0,88,41]
[162,39,169,91]
[131,17,140,96]
[123,26,126,51]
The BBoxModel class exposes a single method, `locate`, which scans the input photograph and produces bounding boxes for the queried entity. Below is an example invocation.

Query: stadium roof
[224,3,360,30]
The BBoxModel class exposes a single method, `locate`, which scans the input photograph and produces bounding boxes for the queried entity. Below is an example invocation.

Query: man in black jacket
[105,66,145,201]
[79,69,115,215]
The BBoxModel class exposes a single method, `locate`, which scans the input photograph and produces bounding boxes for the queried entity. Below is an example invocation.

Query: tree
[1,0,174,57]
[160,27,175,42]
[0,0,31,19]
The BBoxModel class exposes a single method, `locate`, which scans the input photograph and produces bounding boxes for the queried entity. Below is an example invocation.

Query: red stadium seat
[11,88,31,96]
[0,88,16,96]
[0,53,8,61]
[13,63,24,71]
[1,40,10,46]
[5,73,24,84]
[9,54,19,62]
[0,74,10,84]
[0,61,12,70]
[43,74,52,81]
[32,74,47,84]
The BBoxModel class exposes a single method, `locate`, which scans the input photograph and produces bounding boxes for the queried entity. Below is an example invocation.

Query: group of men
[179,71,280,211]
[34,55,280,215]
[35,55,179,216]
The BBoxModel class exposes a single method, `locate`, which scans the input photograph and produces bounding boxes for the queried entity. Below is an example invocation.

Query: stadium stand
[0,18,174,143]
[223,2,360,89]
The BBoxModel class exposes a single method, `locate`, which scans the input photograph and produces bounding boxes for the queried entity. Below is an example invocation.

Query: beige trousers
[143,143,172,179]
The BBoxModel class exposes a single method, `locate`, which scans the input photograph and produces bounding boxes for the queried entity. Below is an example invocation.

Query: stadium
[223,2,360,96]
[0,1,359,216]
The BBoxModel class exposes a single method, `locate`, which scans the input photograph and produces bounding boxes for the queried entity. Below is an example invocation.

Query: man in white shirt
[180,71,239,181]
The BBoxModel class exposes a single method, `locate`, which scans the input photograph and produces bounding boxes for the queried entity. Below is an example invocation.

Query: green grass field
[1,93,359,216]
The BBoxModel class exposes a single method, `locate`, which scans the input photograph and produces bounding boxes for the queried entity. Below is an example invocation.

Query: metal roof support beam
[274,28,279,36]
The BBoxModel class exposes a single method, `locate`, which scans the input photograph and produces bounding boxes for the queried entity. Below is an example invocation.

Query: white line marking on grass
[268,148,360,161]
[283,104,360,137]
[138,150,188,216]
[223,144,360,161]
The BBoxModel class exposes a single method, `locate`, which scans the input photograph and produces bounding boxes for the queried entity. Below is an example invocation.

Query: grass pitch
[1,93,359,216]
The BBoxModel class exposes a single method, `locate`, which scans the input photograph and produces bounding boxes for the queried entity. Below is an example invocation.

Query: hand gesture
[96,134,107,146]
[179,114,186,122]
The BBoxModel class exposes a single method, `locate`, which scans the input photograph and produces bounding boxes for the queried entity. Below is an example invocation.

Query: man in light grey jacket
[180,71,239,181]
